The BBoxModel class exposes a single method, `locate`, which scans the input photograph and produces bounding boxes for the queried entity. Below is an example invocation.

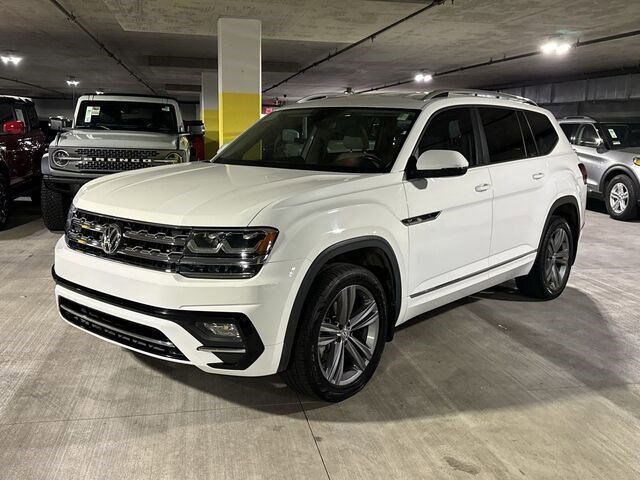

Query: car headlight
[178,228,278,279]
[634,157,640,167]
[155,152,184,164]
[52,149,70,167]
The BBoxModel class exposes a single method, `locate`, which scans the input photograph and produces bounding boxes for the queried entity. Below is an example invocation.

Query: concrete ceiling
[0,0,639,102]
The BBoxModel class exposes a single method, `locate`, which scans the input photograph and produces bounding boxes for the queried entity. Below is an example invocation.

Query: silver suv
[558,116,640,220]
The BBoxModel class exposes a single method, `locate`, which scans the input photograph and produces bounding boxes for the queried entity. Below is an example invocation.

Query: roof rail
[559,115,596,121]
[420,89,537,106]
[296,93,347,103]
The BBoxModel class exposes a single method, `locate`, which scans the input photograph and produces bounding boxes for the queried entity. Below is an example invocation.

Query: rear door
[404,106,493,302]
[480,107,556,266]
[0,102,21,186]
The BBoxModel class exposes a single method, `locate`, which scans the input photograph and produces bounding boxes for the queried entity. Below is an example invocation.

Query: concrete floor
[1,199,639,480]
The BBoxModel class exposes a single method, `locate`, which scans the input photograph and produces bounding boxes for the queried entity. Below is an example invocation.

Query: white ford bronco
[53,89,587,401]
[41,94,192,230]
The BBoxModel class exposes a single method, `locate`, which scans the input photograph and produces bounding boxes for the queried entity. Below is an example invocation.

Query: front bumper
[43,174,100,196]
[53,238,306,376]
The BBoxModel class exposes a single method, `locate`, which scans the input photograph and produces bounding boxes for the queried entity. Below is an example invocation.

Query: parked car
[52,89,587,401]
[41,93,202,230]
[0,95,46,229]
[558,116,640,220]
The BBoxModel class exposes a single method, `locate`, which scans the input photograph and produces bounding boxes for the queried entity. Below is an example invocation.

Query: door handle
[474,183,491,192]
[532,172,545,180]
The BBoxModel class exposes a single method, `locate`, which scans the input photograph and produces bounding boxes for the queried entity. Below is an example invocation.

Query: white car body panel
[53,92,587,378]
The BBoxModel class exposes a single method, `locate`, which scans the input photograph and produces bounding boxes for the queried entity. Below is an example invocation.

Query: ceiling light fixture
[95,90,104,95]
[66,79,80,87]
[1,55,22,66]
[414,72,433,83]
[540,37,573,56]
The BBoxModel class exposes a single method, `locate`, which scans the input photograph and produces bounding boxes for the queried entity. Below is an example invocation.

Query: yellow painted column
[217,18,261,146]
[200,71,219,158]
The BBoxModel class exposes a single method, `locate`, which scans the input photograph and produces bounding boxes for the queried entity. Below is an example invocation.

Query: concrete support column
[200,71,219,157]
[217,18,261,146]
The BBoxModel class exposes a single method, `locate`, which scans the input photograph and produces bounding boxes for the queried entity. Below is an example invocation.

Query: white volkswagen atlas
[53,90,587,401]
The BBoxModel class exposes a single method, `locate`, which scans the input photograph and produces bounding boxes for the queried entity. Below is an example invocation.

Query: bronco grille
[70,148,162,172]
[66,209,190,272]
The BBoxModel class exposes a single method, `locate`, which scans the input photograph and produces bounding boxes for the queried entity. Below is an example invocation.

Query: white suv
[53,90,587,401]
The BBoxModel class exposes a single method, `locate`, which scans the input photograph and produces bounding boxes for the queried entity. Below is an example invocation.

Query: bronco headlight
[179,228,278,279]
[52,149,70,167]
[156,152,184,164]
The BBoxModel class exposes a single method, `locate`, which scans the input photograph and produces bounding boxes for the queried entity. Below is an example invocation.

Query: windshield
[75,101,178,133]
[214,107,420,173]
[600,122,640,149]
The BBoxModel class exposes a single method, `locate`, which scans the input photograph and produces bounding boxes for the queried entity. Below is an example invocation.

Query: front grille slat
[66,210,190,272]
[71,148,161,172]
[59,297,187,360]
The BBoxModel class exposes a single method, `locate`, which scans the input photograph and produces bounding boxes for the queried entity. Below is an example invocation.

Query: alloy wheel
[544,227,570,293]
[317,285,380,387]
[609,182,629,215]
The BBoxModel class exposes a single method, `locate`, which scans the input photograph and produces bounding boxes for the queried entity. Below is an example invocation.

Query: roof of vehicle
[558,116,640,124]
[0,95,34,104]
[76,93,179,103]
[282,89,539,111]
[557,116,597,124]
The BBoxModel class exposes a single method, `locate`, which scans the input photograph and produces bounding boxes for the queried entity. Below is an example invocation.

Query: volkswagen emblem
[101,224,122,255]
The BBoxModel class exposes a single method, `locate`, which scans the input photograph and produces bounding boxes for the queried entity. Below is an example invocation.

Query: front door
[403,106,493,303]
[573,124,604,194]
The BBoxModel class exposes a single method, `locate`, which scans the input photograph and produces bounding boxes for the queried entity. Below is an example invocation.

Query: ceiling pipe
[262,0,447,94]
[48,0,157,95]
[356,28,640,94]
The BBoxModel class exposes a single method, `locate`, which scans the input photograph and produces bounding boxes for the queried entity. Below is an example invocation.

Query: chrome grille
[66,209,190,272]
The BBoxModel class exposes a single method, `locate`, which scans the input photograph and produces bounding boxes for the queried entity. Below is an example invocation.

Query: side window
[517,111,537,157]
[560,123,580,144]
[478,107,525,163]
[525,111,559,156]
[14,106,27,129]
[27,105,39,131]
[417,107,476,166]
[0,104,14,129]
[576,125,601,148]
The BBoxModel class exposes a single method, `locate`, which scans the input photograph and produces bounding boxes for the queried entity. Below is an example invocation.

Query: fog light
[197,321,242,343]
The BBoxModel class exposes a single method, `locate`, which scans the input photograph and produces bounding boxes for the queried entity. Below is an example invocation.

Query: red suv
[0,96,46,229]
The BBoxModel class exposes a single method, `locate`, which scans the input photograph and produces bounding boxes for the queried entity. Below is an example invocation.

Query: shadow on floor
[131,282,633,422]
[0,199,45,239]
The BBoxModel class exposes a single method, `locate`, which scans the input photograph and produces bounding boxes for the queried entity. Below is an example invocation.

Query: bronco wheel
[604,174,638,221]
[282,263,387,402]
[516,216,574,300]
[41,179,68,231]
[0,173,9,230]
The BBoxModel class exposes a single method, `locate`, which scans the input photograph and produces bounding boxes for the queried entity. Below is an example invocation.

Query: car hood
[53,129,179,150]
[75,162,363,227]
[618,147,640,155]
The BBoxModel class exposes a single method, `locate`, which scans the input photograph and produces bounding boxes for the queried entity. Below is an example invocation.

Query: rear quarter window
[559,123,580,144]
[526,111,559,156]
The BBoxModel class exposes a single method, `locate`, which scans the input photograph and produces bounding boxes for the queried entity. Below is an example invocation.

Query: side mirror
[184,120,205,136]
[407,150,469,179]
[49,117,71,132]
[2,120,26,135]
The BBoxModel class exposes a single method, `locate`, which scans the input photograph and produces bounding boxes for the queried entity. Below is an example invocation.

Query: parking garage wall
[501,73,640,119]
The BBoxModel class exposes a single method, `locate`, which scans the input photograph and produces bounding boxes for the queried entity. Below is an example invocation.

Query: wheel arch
[542,196,581,265]
[599,165,640,196]
[277,236,402,372]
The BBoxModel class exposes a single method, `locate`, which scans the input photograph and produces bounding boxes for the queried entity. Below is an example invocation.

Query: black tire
[604,174,638,221]
[0,173,9,231]
[516,216,574,300]
[282,263,388,402]
[41,179,68,231]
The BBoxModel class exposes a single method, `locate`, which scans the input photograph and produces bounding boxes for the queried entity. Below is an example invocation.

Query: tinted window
[479,107,525,163]
[215,108,419,173]
[418,107,476,165]
[560,123,580,144]
[600,122,640,149]
[26,105,39,131]
[525,111,558,156]
[14,106,26,126]
[518,111,537,157]
[576,125,601,148]
[0,104,14,127]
